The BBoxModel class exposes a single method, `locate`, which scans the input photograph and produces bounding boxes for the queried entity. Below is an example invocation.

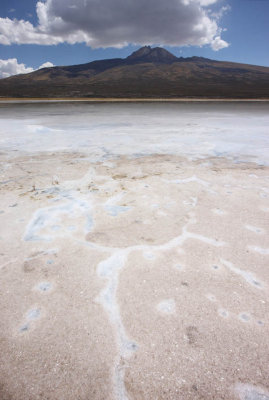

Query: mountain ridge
[0,46,269,98]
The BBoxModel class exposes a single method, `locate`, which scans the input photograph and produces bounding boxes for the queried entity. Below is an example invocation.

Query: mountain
[0,46,269,99]
[126,46,177,63]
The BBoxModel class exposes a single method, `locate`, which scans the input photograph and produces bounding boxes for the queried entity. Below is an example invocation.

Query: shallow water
[0,101,269,164]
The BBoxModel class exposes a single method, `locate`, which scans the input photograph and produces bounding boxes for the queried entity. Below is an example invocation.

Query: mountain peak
[127,46,177,63]
[127,46,152,60]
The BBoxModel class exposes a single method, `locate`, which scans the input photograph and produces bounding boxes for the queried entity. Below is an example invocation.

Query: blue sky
[0,0,268,78]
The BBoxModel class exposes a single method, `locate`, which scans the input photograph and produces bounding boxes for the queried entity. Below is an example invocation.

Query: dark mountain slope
[0,46,268,98]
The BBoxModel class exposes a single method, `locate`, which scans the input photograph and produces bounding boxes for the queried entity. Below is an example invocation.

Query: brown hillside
[0,46,268,98]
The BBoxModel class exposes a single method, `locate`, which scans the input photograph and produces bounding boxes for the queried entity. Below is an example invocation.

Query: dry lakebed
[0,101,269,400]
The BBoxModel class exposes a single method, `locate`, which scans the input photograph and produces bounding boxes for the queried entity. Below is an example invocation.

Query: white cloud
[0,59,33,78]
[211,36,229,51]
[210,5,231,20]
[0,17,60,45]
[38,61,54,69]
[0,0,229,50]
[198,0,219,5]
[0,59,54,78]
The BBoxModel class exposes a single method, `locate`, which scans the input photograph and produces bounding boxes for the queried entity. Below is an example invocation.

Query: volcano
[0,46,269,98]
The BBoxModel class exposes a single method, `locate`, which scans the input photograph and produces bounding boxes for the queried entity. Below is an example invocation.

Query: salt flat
[0,102,269,400]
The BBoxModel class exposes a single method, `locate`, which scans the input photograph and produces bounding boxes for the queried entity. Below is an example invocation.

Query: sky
[0,0,268,78]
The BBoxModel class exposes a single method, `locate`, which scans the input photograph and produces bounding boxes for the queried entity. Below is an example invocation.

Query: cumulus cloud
[0,59,54,78]
[38,61,54,69]
[211,36,229,51]
[0,0,229,50]
[0,17,60,45]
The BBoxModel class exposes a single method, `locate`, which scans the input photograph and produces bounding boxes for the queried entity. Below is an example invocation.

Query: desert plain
[0,101,269,400]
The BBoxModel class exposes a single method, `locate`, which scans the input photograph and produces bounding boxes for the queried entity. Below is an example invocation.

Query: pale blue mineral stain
[218,308,229,318]
[105,205,131,217]
[51,225,61,231]
[20,324,29,332]
[67,225,76,231]
[257,320,264,326]
[27,308,41,320]
[239,313,251,322]
[85,215,93,232]
[37,282,52,292]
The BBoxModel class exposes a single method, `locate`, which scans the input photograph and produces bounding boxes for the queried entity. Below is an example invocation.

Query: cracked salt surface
[248,246,269,255]
[245,225,265,234]
[3,102,269,399]
[69,204,226,399]
[24,248,58,262]
[85,212,227,399]
[27,308,41,320]
[104,193,131,217]
[221,259,263,289]
[24,188,93,241]
[96,252,138,400]
[20,308,42,333]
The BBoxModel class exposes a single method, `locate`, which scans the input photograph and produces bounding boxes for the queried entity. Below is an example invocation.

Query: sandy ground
[0,152,269,400]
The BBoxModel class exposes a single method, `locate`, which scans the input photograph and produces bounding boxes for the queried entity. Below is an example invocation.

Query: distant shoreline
[0,97,269,103]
